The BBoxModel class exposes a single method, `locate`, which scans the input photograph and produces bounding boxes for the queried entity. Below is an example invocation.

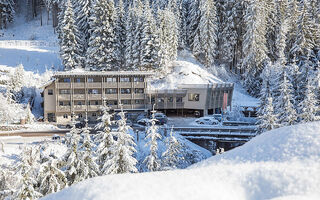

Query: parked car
[195,117,219,125]
[66,121,85,129]
[52,134,61,140]
[210,114,223,122]
[151,113,168,125]
[137,118,162,126]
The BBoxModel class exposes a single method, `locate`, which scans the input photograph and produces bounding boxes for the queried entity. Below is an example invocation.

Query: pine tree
[275,68,297,126]
[106,105,137,174]
[74,0,92,50]
[161,128,183,170]
[25,104,35,124]
[131,0,144,70]
[38,158,68,195]
[198,0,218,68]
[144,109,162,172]
[0,0,15,29]
[298,77,319,122]
[94,105,115,175]
[60,0,83,70]
[86,0,117,71]
[140,1,160,70]
[258,96,279,133]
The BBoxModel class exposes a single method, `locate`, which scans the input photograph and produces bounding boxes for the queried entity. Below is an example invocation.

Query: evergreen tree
[94,105,115,175]
[0,0,15,29]
[38,158,68,195]
[144,109,162,172]
[106,105,138,174]
[124,6,137,70]
[161,128,183,170]
[74,0,92,50]
[60,0,83,70]
[275,68,297,126]
[115,0,127,69]
[86,0,117,71]
[298,77,319,122]
[258,96,279,133]
[198,0,218,68]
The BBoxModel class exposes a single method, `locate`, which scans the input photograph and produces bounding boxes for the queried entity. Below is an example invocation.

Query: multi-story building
[42,71,234,124]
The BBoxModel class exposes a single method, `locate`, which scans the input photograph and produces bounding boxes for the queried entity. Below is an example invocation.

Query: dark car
[151,113,168,125]
[66,121,85,129]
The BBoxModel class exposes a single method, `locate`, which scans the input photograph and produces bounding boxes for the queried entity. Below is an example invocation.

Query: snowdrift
[42,122,320,200]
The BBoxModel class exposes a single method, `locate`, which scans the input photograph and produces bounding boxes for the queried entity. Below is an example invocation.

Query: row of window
[150,97,183,103]
[54,88,145,95]
[59,99,145,106]
[61,77,144,83]
[63,113,97,119]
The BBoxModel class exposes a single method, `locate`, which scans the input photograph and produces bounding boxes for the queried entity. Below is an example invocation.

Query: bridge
[162,126,258,154]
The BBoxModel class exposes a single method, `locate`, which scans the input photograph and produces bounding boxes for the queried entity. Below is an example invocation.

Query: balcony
[104,82,118,88]
[58,83,71,88]
[73,83,85,88]
[57,106,71,112]
[122,105,132,109]
[120,94,132,99]
[73,105,86,111]
[133,104,147,109]
[119,82,132,88]
[73,94,85,100]
[134,94,145,99]
[133,82,145,88]
[105,94,117,100]
[87,82,102,88]
[88,94,102,99]
[88,105,102,111]
[58,94,71,100]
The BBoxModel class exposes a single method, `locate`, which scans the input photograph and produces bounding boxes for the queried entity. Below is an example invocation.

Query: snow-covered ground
[42,122,320,200]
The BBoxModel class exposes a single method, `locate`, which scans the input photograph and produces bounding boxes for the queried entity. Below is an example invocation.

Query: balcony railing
[57,106,71,112]
[73,94,85,99]
[134,94,145,99]
[120,94,132,99]
[73,83,85,88]
[58,83,71,88]
[104,82,118,88]
[87,82,102,88]
[133,82,145,88]
[74,105,86,111]
[88,94,102,99]
[88,105,102,111]
[119,82,132,88]
[105,94,118,100]
[58,94,71,100]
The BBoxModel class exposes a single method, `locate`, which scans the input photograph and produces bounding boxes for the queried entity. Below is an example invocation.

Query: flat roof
[53,71,154,77]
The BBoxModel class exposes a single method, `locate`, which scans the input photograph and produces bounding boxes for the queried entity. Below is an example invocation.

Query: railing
[119,82,132,88]
[133,94,145,99]
[105,94,117,100]
[88,94,102,99]
[73,94,85,99]
[120,94,132,99]
[57,83,71,88]
[104,82,118,88]
[58,94,71,100]
[57,106,71,112]
[74,105,86,111]
[88,105,102,111]
[0,40,58,47]
[73,83,85,88]
[87,82,102,88]
[133,82,144,88]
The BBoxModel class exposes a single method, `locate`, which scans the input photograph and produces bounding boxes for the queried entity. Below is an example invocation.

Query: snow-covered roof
[54,70,154,77]
[41,79,55,89]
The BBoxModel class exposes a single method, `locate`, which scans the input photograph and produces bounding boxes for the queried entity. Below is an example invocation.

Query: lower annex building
[42,71,234,124]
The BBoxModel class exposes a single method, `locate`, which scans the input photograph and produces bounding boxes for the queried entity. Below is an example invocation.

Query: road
[0,130,68,138]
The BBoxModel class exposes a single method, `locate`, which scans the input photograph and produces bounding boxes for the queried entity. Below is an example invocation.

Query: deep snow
[42,122,320,200]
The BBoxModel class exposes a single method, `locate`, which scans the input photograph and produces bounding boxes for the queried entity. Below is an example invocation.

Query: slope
[42,122,320,200]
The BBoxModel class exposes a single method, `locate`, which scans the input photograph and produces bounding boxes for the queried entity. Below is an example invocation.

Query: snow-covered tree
[94,105,115,175]
[115,0,127,69]
[298,77,319,123]
[60,0,83,70]
[74,0,92,50]
[86,0,117,71]
[161,128,183,170]
[275,68,297,126]
[0,0,15,29]
[144,109,162,172]
[0,168,15,199]
[38,158,68,195]
[258,96,279,133]
[106,105,137,174]
[25,104,35,124]
[65,115,81,147]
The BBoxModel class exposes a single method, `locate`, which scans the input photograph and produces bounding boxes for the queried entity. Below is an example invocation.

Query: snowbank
[42,122,320,200]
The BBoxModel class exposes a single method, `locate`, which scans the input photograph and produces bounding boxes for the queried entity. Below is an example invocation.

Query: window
[151,97,155,104]
[89,89,100,94]
[135,99,144,104]
[106,100,118,105]
[48,89,53,95]
[168,97,173,102]
[176,97,183,103]
[106,77,117,82]
[92,113,97,117]
[74,89,85,94]
[63,114,68,119]
[75,78,82,83]
[106,88,117,94]
[95,101,99,105]
[78,113,83,118]
[63,78,71,83]
[134,77,144,82]
[120,77,130,82]
[157,98,164,103]
[188,93,200,101]
[77,101,82,105]
[121,88,131,94]
[88,78,94,82]
[59,89,70,94]
[59,101,63,106]
[134,88,144,94]
[121,99,131,105]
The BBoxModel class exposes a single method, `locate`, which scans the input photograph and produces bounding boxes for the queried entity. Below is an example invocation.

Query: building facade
[43,71,234,124]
